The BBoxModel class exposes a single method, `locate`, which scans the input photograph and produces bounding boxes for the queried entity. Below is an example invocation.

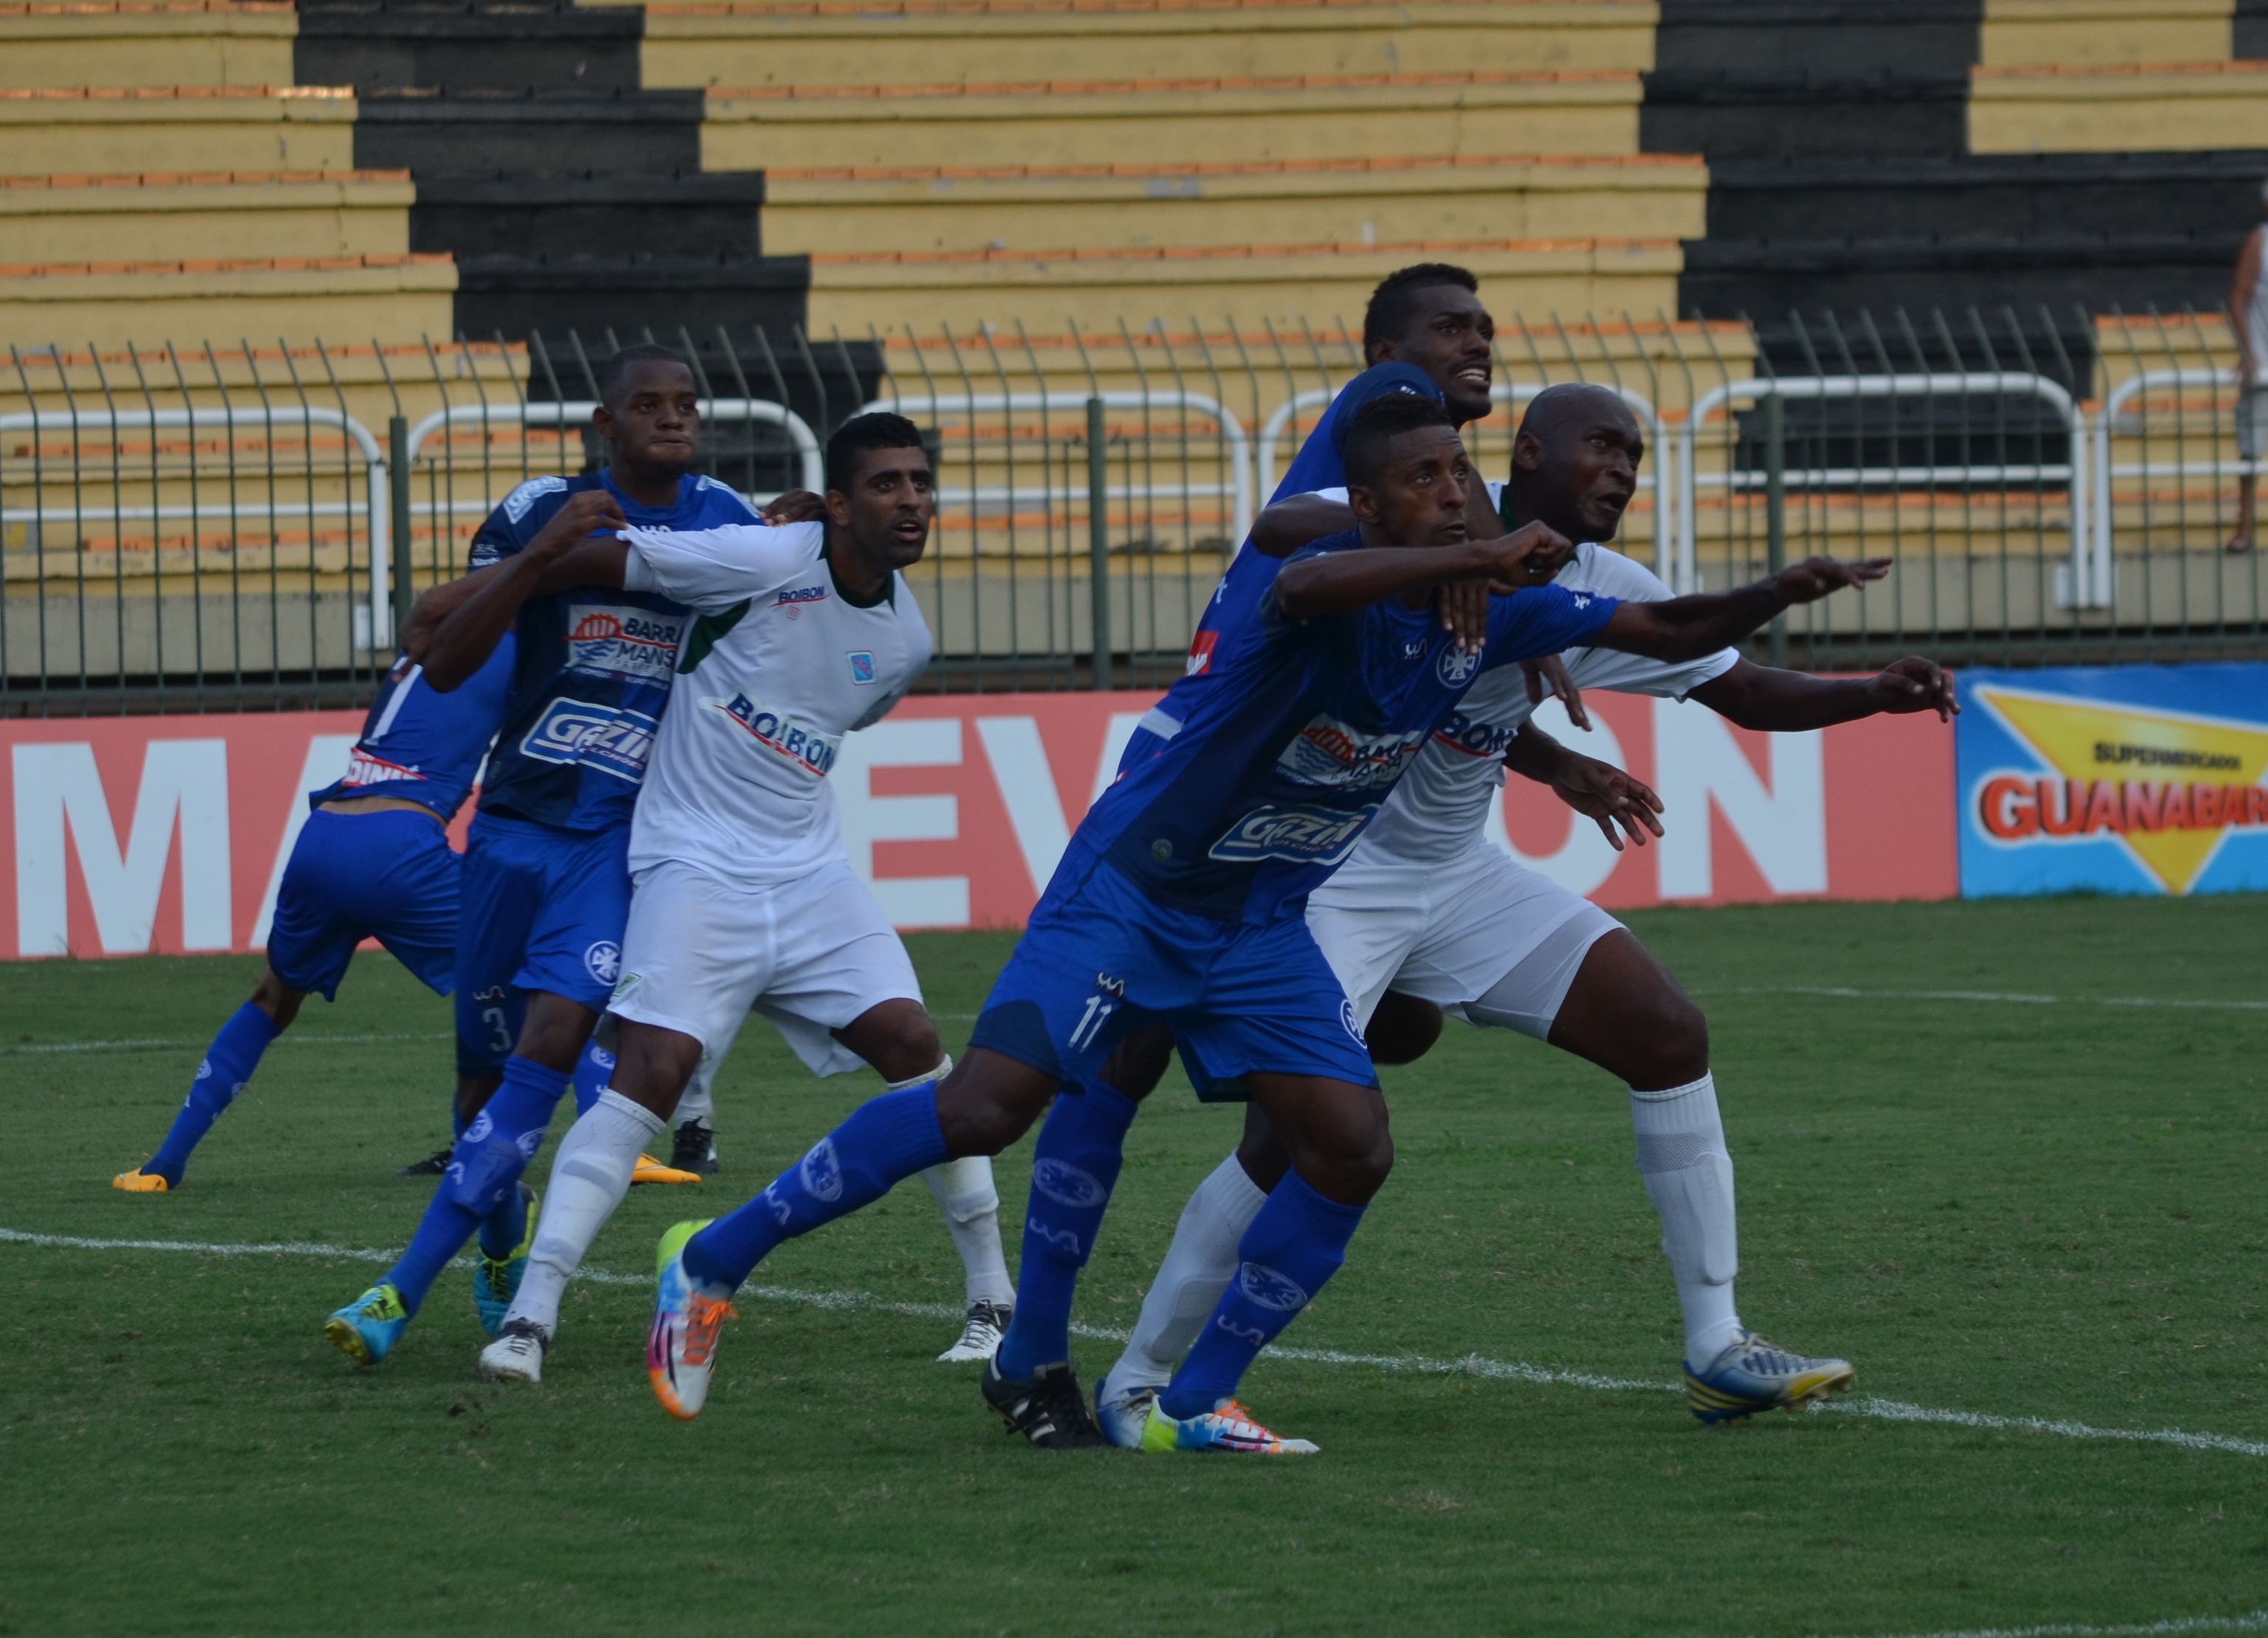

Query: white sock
[1629,1072,1744,1367]
[894,1055,1013,1308]
[508,1088,664,1336]
[1103,1152,1269,1394]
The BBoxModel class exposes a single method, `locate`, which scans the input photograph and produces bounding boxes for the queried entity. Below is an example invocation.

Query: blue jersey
[467,469,762,832]
[1079,530,1618,923]
[307,634,515,822]
[1183,363,1446,683]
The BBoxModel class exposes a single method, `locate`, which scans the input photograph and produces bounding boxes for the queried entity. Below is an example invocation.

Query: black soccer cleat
[670,1118,719,1176]
[396,1144,452,1177]
[980,1357,1108,1449]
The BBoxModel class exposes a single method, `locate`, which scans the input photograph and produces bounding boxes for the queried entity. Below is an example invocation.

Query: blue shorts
[970,850,1377,1100]
[453,811,632,1076]
[265,808,458,1000]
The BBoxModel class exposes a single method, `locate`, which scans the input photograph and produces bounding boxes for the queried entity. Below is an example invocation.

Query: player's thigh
[263,816,367,1002]
[516,823,634,1012]
[970,861,1208,1091]
[1392,850,1618,1028]
[609,858,776,1055]
[1304,853,1434,1031]
[754,863,932,1077]
[357,813,462,996]
[1176,913,1377,1092]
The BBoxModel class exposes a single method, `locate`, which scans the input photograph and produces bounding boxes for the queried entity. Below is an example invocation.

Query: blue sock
[384,1055,568,1315]
[1159,1173,1366,1420]
[146,1002,282,1187]
[996,1080,1138,1379]
[476,1181,528,1261]
[682,1083,947,1292]
[571,1036,613,1119]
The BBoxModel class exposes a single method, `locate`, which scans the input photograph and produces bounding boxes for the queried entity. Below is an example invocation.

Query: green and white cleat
[324,1282,409,1367]
[473,1181,538,1338]
[1139,1397,1318,1456]
[1683,1332,1854,1425]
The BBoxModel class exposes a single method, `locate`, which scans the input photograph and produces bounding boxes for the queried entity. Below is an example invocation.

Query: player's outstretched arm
[1590,555,1890,664]
[424,490,626,690]
[1274,520,1573,626]
[1688,656,1958,729]
[1503,721,1663,851]
[1250,494,1355,558]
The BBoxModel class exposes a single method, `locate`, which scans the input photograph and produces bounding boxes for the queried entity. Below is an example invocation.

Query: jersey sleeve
[1559,546,1739,699]
[619,519,823,613]
[467,475,568,570]
[1481,583,1619,667]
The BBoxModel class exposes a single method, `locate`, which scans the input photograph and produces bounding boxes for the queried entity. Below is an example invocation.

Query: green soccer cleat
[648,1219,727,1421]
[473,1181,538,1338]
[1138,1397,1318,1456]
[1683,1332,1855,1425]
[325,1282,409,1367]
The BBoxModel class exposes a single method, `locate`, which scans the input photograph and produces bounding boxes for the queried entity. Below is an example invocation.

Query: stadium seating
[0,1,298,89]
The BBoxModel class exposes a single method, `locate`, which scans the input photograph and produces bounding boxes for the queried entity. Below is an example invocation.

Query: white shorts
[610,856,923,1077]
[1307,842,1622,1041]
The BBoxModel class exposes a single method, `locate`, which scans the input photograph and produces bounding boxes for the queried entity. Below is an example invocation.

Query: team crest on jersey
[1437,645,1483,686]
[501,474,567,524]
[1276,714,1428,791]
[706,693,840,778]
[565,603,686,684]
[1207,802,1378,865]
[846,650,877,684]
[520,698,659,782]
[584,941,622,985]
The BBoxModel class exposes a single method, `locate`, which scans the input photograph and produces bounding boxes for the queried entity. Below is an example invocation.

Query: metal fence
[4,305,2264,713]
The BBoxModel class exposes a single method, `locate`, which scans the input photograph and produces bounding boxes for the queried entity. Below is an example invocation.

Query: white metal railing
[2092,366,2262,594]
[406,398,824,495]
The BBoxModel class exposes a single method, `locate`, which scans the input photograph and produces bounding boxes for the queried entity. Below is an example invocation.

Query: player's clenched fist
[524,488,628,558]
[1481,520,1576,591]
[1865,656,1958,721]
[1773,555,1891,605]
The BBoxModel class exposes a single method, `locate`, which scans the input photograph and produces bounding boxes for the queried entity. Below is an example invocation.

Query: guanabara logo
[1971,686,2268,894]
[1032,1159,1107,1208]
[1275,714,1427,791]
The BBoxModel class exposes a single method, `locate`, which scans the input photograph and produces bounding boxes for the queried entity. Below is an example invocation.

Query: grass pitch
[2,896,2265,1638]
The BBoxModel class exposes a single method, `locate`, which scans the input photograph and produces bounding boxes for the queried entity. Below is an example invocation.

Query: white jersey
[1307,484,1739,865]
[619,519,933,884]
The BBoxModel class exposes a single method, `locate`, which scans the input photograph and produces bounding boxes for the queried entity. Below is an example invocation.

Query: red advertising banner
[0,691,1957,961]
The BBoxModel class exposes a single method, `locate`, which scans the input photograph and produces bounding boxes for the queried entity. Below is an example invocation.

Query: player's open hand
[762,489,826,525]
[526,489,627,558]
[1550,752,1664,852]
[1436,577,1491,653]
[1522,653,1592,731]
[1773,555,1891,605]
[1868,656,1958,721]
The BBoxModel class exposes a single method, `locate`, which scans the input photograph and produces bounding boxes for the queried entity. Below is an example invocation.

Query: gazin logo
[585,940,622,984]
[1032,1159,1107,1208]
[799,1137,844,1202]
[1236,1262,1310,1313]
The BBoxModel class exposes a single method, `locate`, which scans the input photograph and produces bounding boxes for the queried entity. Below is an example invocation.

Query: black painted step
[352,88,703,176]
[1652,0,1980,77]
[1642,71,1971,158]
[412,172,766,260]
[294,0,643,92]
[453,253,813,344]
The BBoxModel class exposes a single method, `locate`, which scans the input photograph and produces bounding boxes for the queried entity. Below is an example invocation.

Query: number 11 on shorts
[1068,996,1116,1051]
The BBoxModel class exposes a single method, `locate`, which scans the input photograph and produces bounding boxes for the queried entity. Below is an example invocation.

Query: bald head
[1508,382,1643,545]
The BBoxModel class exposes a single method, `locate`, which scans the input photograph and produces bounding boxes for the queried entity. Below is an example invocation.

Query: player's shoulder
[1558,541,1673,602]
[470,471,591,568]
[1281,527,1364,565]
[687,473,765,524]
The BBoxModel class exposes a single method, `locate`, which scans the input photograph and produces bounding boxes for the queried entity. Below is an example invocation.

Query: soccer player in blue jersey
[111,641,516,1194]
[322,344,765,1366]
[644,393,1887,1452]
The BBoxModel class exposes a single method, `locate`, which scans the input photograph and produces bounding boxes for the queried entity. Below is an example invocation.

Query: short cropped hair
[1362,262,1479,351]
[1342,393,1458,489]
[826,411,928,495]
[596,343,693,409]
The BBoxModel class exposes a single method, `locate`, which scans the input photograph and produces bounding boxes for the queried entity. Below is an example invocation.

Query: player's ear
[1346,482,1384,525]
[1512,429,1542,472]
[591,403,615,442]
[824,488,853,530]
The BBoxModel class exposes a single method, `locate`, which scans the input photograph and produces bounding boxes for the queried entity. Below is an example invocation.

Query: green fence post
[388,414,413,648]
[1763,390,1787,668]
[1087,395,1111,690]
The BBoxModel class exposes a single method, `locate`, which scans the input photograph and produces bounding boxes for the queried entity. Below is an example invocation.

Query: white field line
[1698,986,2268,1013]
[7,1226,2267,1459]
[1803,1611,2268,1638]
[1,1030,453,1057]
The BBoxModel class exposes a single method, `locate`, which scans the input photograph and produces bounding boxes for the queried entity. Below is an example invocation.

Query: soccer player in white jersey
[1091,383,1957,1436]
[473,412,1015,1384]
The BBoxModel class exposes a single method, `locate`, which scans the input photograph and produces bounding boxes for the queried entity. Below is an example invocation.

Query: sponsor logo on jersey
[519,697,659,782]
[847,650,877,684]
[706,693,841,778]
[584,940,622,985]
[1032,1159,1108,1208]
[1206,802,1378,865]
[564,603,686,684]
[776,584,828,621]
[502,473,567,524]
[338,746,428,786]
[1236,1261,1311,1313]
[1437,644,1483,686]
[608,972,641,1008]
[1430,706,1523,760]
[1185,628,1220,676]
[1275,714,1427,791]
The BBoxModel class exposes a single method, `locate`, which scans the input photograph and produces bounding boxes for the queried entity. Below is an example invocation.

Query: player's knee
[1098,1023,1175,1101]
[934,1055,1054,1156]
[1632,991,1710,1085]
[1363,991,1443,1066]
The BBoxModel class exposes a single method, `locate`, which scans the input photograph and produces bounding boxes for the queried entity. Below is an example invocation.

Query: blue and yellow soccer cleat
[648,1219,730,1421]
[1683,1332,1854,1425]
[324,1283,409,1367]
[111,1168,169,1193]
[1138,1397,1319,1456]
[473,1181,538,1338]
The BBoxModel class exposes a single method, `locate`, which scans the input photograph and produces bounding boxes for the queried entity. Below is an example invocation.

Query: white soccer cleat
[479,1318,550,1384]
[936,1299,1011,1363]
[1093,1375,1159,1451]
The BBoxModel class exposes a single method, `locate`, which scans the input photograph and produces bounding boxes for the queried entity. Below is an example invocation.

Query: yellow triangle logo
[1975,686,2268,894]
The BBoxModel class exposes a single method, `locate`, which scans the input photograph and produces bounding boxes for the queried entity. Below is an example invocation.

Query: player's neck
[605,462,688,511]
[824,529,893,608]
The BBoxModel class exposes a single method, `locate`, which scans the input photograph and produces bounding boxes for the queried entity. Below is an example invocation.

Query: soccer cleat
[479,1317,551,1384]
[396,1145,451,1178]
[1138,1398,1320,1456]
[1683,1331,1855,1425]
[631,1152,703,1187]
[936,1299,1012,1364]
[472,1181,538,1338]
[648,1218,731,1420]
[978,1357,1107,1449]
[669,1119,719,1176]
[324,1282,409,1367]
[111,1167,169,1193]
[1093,1375,1158,1451]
